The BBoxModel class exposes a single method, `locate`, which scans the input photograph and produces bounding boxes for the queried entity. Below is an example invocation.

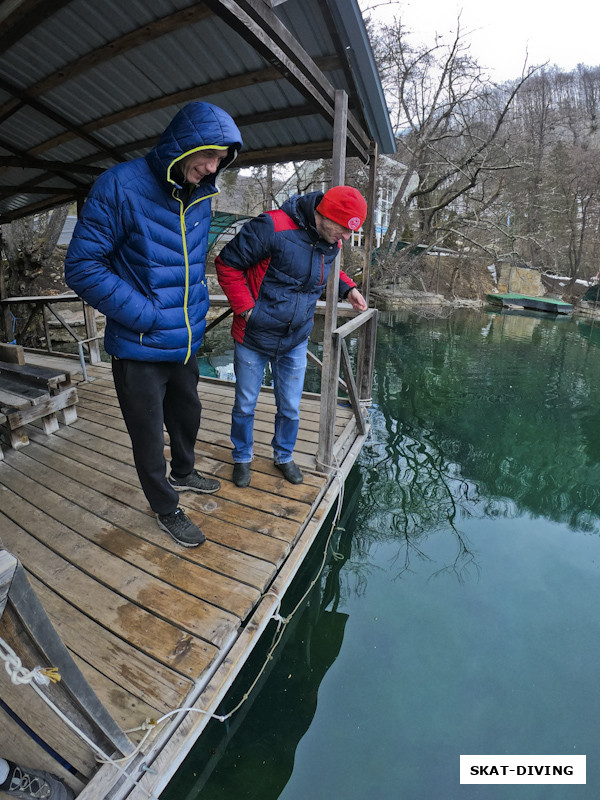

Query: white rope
[212,457,348,722]
[0,638,55,687]
[0,635,159,799]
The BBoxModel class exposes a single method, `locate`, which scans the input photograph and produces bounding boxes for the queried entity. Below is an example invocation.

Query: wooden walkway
[0,357,366,799]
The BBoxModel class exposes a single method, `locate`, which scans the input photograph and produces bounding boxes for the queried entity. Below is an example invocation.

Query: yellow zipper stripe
[177,199,193,364]
[168,143,223,362]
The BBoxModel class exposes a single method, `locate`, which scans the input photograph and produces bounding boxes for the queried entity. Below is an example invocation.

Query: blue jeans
[232,340,308,464]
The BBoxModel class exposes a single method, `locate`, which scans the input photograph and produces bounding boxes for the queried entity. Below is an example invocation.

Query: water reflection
[358,422,479,582]
[483,307,573,343]
[578,318,600,347]
[373,310,600,538]
[167,308,600,800]
[163,478,362,800]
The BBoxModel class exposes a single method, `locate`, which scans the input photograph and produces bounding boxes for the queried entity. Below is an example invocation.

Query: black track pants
[112,357,201,515]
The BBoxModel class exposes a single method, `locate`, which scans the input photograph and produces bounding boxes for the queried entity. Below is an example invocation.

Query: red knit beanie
[316,185,367,231]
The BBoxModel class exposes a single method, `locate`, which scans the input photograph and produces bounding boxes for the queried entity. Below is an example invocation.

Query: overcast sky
[360,0,599,82]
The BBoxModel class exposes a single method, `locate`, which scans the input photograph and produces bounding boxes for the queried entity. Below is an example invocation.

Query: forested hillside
[365,14,600,290]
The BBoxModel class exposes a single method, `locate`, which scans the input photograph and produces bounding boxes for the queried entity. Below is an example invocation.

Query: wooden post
[41,303,52,353]
[266,163,273,210]
[83,302,101,364]
[356,308,378,403]
[317,89,347,472]
[0,229,13,342]
[362,140,378,306]
[355,140,379,407]
[73,192,101,365]
[0,343,25,364]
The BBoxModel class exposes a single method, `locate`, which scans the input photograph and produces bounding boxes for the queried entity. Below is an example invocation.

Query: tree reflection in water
[165,307,600,800]
[358,418,480,582]
[163,482,361,800]
[352,307,600,587]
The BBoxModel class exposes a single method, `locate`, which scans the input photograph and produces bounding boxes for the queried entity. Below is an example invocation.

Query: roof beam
[0,135,90,188]
[317,0,367,131]
[26,58,341,159]
[0,155,103,175]
[0,0,71,54]
[70,64,317,133]
[0,4,215,125]
[0,192,77,221]
[0,75,125,163]
[235,140,337,166]
[202,0,369,159]
[0,185,82,197]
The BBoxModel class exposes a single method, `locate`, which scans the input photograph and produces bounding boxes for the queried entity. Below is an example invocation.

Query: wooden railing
[205,295,377,473]
[0,294,102,365]
[316,308,378,471]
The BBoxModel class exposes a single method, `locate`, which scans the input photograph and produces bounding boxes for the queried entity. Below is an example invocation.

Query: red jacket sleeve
[215,255,255,315]
[339,269,357,299]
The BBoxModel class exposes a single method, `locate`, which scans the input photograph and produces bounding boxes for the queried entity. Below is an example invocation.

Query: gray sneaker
[168,469,220,494]
[4,761,74,799]
[156,508,206,547]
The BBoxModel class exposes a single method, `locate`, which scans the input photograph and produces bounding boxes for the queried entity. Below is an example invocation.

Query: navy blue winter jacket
[65,102,242,362]
[215,192,357,357]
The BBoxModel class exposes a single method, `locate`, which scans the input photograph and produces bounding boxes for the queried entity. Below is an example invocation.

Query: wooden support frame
[356,307,378,405]
[317,89,347,472]
[4,558,133,757]
[0,295,101,365]
[339,339,366,436]
[0,358,79,447]
[315,94,379,472]
[362,140,378,306]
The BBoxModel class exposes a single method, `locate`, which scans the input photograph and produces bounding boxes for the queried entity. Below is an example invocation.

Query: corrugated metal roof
[0,0,395,221]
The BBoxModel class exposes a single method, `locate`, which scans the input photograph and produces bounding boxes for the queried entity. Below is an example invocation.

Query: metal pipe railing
[76,334,104,382]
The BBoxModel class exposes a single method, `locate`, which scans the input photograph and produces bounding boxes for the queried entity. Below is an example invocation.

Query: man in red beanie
[215,186,368,487]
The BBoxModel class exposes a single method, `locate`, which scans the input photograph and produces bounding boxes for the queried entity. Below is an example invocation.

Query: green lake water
[164,307,600,800]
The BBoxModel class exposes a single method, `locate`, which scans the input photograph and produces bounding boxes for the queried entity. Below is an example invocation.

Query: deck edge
[78,428,368,800]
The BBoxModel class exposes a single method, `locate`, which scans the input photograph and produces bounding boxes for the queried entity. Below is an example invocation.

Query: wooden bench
[0,344,78,451]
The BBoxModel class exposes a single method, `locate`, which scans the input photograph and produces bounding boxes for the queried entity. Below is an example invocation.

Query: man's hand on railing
[346,287,367,311]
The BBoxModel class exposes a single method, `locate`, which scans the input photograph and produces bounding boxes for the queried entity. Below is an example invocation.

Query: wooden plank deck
[0,357,365,800]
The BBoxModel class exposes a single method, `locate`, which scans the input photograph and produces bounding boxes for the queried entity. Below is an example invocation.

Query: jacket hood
[281,191,324,239]
[146,101,243,189]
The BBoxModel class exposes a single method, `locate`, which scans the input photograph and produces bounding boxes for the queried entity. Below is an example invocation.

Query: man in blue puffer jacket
[65,102,243,547]
[215,186,368,488]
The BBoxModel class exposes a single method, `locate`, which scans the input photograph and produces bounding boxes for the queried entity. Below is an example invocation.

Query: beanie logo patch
[347,216,362,231]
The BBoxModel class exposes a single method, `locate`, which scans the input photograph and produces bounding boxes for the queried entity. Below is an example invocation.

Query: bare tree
[0,204,69,298]
[369,15,535,284]
[495,66,600,280]
[549,142,600,279]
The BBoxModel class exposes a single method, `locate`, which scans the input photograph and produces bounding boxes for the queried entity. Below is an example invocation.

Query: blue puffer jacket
[65,102,243,362]
[215,192,357,357]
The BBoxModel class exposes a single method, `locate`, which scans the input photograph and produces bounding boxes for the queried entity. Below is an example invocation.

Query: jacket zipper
[175,193,192,364]
[171,183,218,363]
